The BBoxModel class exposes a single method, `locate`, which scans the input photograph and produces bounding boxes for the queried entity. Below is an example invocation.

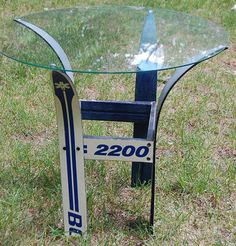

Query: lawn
[0,0,235,245]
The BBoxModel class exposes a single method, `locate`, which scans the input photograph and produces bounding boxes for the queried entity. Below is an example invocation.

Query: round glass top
[0,5,228,74]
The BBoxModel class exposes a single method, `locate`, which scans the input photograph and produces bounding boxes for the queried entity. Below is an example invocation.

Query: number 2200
[94,144,149,158]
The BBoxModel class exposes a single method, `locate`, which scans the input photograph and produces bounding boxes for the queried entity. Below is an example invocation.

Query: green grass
[0,0,236,245]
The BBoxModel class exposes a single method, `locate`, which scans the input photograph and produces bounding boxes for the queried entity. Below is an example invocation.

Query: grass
[0,0,236,245]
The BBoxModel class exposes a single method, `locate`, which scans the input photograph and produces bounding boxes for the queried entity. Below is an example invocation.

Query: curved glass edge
[0,45,228,74]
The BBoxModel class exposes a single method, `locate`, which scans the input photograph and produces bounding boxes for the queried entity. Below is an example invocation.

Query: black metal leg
[132,71,157,186]
[148,64,200,230]
[150,154,156,229]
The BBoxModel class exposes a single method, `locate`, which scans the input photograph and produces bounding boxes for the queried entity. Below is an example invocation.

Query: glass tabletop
[0,5,228,74]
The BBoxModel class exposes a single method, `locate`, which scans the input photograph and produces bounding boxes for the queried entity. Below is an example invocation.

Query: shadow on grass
[126,216,153,235]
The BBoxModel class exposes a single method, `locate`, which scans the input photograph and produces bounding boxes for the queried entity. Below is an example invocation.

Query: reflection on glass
[131,43,164,69]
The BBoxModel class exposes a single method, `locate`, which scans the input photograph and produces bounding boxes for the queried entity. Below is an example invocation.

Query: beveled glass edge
[0,46,228,74]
